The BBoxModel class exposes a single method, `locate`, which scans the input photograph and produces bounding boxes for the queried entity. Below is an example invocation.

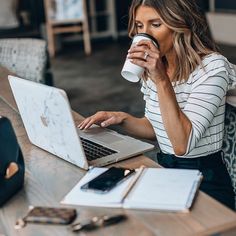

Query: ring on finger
[144,51,149,60]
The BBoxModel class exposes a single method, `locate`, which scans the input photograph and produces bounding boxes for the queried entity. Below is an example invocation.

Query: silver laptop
[8,76,154,170]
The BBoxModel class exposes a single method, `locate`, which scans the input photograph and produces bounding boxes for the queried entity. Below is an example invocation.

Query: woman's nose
[139,27,151,35]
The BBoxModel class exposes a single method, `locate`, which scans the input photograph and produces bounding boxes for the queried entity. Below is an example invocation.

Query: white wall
[206,12,236,46]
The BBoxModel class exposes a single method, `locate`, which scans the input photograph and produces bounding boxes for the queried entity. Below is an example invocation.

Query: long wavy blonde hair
[128,0,219,83]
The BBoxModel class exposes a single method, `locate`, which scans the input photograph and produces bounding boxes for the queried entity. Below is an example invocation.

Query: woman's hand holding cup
[121,33,159,83]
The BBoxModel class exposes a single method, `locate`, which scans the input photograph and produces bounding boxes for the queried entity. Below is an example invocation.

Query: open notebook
[61,167,202,212]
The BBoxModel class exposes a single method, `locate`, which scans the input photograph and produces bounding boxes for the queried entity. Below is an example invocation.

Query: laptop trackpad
[91,132,124,144]
[81,126,125,144]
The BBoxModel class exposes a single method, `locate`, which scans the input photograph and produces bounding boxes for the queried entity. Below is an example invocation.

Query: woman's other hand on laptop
[78,111,127,130]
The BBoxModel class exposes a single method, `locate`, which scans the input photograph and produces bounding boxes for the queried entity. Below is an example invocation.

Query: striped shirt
[141,53,236,158]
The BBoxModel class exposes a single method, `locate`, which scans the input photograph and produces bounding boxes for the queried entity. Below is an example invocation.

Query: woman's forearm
[119,112,156,140]
[155,79,192,155]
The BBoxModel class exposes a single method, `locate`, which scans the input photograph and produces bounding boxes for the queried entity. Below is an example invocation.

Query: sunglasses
[70,214,127,232]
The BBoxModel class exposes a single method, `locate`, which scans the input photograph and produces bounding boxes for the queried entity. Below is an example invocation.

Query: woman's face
[134,5,174,57]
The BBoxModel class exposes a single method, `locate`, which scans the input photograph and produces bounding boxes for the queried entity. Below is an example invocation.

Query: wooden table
[1,67,236,236]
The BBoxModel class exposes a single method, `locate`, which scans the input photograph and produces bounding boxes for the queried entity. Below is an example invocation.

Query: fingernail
[101,122,105,127]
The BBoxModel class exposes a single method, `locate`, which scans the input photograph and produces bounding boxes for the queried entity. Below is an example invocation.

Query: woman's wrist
[116,112,132,128]
[154,70,173,88]
[118,112,129,124]
[151,71,170,86]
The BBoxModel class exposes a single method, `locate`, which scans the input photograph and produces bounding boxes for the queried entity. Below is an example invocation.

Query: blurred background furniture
[0,0,19,30]
[0,0,131,56]
[88,0,117,39]
[206,0,236,46]
[0,0,44,39]
[44,0,91,57]
[0,38,53,85]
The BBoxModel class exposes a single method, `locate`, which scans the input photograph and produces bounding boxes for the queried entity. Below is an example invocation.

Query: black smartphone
[81,167,136,193]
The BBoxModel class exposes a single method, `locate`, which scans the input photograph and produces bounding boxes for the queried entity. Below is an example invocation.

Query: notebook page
[124,168,201,211]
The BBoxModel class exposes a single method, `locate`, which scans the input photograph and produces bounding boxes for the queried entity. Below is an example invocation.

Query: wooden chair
[44,0,91,57]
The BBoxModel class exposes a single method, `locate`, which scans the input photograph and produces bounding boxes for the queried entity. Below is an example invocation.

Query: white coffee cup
[121,33,159,82]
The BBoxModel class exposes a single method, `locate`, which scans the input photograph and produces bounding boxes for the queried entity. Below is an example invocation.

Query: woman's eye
[152,22,161,28]
[135,23,143,29]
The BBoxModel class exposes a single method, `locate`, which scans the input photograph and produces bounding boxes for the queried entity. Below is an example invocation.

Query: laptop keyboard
[80,137,117,161]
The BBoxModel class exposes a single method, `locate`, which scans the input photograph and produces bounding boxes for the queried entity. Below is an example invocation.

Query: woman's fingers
[127,39,164,80]
[137,39,159,51]
[128,43,159,62]
[128,51,148,61]
[129,40,159,54]
[78,112,123,130]
[100,116,116,127]
[83,117,99,130]
[78,113,106,130]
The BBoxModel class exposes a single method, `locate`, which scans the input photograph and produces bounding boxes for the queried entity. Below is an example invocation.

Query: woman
[79,0,236,209]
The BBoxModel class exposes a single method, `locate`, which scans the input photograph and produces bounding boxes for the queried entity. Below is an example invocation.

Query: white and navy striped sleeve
[182,57,231,155]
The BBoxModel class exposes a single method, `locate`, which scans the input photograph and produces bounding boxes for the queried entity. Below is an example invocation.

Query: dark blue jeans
[157,151,235,210]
